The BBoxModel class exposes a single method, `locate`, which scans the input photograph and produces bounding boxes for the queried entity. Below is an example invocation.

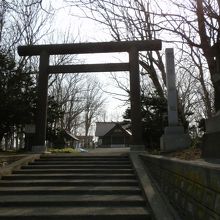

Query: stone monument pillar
[160,48,191,152]
[202,43,220,157]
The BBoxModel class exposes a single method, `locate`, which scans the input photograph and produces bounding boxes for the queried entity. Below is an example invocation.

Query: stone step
[0,194,145,207]
[0,179,139,187]
[38,157,130,161]
[31,160,130,165]
[13,168,134,174]
[0,186,142,195]
[0,206,151,220]
[40,156,129,160]
[0,154,153,220]
[21,164,132,169]
[2,173,136,180]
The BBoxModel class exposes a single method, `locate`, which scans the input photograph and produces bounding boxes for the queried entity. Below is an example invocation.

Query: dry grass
[164,147,202,160]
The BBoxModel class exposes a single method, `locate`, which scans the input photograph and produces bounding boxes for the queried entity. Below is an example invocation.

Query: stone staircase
[0,154,153,219]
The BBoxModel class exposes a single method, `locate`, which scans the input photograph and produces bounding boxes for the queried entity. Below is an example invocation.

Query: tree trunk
[0,131,4,150]
[196,0,217,113]
[140,60,165,100]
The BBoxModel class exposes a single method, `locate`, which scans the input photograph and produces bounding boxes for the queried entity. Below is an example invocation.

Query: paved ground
[83,147,130,156]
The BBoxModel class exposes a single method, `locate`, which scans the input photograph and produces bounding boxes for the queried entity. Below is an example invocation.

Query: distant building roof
[95,122,131,137]
[104,123,132,137]
[121,124,132,135]
[95,122,116,136]
[64,130,79,141]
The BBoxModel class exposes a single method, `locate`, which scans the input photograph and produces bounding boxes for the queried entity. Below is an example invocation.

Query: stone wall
[140,154,220,220]
[0,154,40,179]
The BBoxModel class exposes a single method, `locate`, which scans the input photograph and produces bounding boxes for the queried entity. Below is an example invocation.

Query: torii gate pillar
[129,47,144,151]
[32,51,49,153]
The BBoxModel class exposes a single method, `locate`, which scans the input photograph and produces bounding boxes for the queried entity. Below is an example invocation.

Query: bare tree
[0,0,8,43]
[66,0,206,132]
[49,73,85,132]
[65,0,166,100]
[48,73,106,140]
[177,45,214,118]
[155,0,218,114]
[66,0,218,130]
[0,0,54,150]
[82,76,105,139]
[1,0,53,52]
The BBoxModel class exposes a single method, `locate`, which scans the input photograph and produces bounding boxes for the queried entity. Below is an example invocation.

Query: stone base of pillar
[202,132,220,158]
[160,126,191,152]
[32,145,47,153]
[130,145,145,151]
[202,114,220,158]
[205,113,220,133]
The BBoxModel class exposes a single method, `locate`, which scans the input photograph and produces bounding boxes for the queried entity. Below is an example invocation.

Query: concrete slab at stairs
[0,153,153,219]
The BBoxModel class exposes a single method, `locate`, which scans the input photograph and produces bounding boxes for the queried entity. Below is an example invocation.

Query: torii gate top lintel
[18,40,162,56]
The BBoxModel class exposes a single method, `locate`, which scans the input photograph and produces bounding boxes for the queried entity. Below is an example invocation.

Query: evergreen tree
[123,92,167,148]
[0,50,65,148]
[0,50,36,143]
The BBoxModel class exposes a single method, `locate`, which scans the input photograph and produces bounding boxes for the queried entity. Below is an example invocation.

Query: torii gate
[18,40,162,152]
